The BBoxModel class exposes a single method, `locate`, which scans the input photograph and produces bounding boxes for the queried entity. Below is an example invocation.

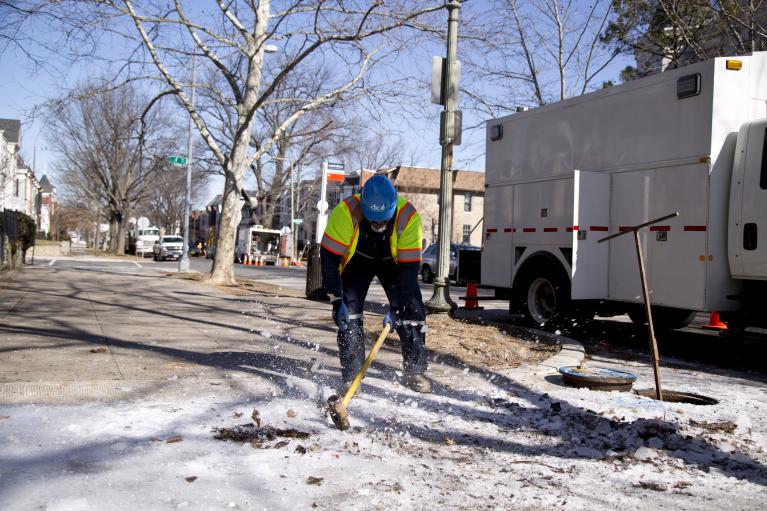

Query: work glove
[383,306,402,330]
[332,298,350,332]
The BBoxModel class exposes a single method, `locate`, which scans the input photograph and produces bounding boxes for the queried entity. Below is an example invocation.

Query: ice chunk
[633,446,657,460]
[735,414,752,435]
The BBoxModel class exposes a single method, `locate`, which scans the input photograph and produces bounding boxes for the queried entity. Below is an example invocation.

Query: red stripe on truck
[684,225,707,231]
[544,227,558,233]
[523,228,536,233]
[650,225,670,232]
[566,225,579,232]
[503,228,515,233]
[590,226,608,232]
[486,228,498,233]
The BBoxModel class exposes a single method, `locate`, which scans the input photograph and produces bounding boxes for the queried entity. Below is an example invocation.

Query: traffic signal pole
[426,1,461,313]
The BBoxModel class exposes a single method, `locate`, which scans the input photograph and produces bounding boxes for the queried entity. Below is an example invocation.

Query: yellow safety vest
[321,194,423,272]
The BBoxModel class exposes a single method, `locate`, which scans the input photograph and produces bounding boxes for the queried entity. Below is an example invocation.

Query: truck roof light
[726,59,742,70]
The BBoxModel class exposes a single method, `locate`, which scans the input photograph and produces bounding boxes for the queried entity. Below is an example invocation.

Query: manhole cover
[634,389,718,405]
[558,366,637,391]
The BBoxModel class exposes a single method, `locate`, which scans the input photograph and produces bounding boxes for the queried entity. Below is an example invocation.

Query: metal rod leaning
[597,211,679,401]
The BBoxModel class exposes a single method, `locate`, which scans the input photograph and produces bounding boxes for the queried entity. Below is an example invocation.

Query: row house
[0,119,42,219]
[1,119,59,237]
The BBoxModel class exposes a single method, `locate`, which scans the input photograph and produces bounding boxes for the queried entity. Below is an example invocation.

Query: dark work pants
[338,256,427,382]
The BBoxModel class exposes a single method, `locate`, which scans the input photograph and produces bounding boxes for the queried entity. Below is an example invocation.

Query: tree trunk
[115,217,127,255]
[108,213,121,254]
[208,171,242,285]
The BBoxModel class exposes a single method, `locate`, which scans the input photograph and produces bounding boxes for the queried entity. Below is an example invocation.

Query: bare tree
[57,202,97,243]
[463,0,619,114]
[40,0,443,285]
[143,156,208,234]
[49,83,176,254]
[603,0,767,76]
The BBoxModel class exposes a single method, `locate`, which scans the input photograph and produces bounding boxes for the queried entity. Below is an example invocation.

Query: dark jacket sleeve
[320,246,344,298]
[392,261,420,310]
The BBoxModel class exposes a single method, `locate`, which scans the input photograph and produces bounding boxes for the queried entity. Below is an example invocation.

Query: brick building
[361,166,485,246]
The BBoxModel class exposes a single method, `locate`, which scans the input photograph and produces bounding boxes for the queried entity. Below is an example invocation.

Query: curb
[512,326,586,374]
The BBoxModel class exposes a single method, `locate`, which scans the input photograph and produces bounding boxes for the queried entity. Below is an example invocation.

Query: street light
[178,53,197,273]
[425,0,462,313]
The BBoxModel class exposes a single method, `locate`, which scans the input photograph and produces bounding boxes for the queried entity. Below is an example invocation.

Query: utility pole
[426,0,461,313]
[178,53,196,273]
[290,159,295,263]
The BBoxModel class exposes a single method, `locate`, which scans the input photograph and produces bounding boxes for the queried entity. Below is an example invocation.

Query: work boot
[402,373,431,393]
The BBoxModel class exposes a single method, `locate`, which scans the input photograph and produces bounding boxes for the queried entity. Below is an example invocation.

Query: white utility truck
[132,226,160,257]
[235,225,281,264]
[481,53,767,332]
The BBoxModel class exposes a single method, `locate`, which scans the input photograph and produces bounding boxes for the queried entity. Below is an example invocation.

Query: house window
[15,178,20,197]
[464,192,472,212]
[462,224,471,243]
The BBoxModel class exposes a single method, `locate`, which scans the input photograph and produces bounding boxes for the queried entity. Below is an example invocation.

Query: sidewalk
[1,262,766,510]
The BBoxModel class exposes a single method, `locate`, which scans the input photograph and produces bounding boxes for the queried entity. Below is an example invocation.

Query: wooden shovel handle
[341,323,391,407]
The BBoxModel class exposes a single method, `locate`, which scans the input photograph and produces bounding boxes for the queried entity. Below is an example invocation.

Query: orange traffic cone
[460,282,484,310]
[703,311,727,330]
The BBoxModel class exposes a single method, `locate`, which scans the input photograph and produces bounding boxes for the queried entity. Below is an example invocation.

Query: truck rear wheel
[513,265,570,327]
[512,260,594,329]
[628,306,696,331]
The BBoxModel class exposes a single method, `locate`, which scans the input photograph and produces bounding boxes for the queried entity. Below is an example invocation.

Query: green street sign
[293,218,303,225]
[167,156,188,166]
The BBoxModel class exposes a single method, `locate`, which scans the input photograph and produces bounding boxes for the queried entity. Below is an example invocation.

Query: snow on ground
[1,352,766,511]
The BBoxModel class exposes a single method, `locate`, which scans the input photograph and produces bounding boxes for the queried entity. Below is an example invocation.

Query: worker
[320,175,430,393]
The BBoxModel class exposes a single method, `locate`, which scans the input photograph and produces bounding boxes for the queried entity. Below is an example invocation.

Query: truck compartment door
[730,119,767,279]
[609,166,707,309]
[571,170,610,299]
[481,185,514,288]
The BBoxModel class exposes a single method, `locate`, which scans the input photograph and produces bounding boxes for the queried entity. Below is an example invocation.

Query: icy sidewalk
[1,264,766,510]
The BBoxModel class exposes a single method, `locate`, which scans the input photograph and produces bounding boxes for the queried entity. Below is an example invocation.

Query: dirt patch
[367,314,560,371]
[195,277,306,298]
[235,279,305,298]
[213,424,311,445]
[79,248,145,260]
[170,272,206,281]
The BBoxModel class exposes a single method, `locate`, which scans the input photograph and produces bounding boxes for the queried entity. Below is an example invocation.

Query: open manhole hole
[558,366,637,392]
[634,389,718,405]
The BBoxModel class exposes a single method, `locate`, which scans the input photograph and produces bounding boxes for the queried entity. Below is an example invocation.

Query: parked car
[153,235,184,261]
[420,242,480,284]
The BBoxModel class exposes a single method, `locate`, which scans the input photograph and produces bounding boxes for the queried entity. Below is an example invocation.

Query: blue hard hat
[361,175,397,222]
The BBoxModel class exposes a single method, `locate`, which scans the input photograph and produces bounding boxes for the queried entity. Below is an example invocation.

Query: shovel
[328,323,391,430]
